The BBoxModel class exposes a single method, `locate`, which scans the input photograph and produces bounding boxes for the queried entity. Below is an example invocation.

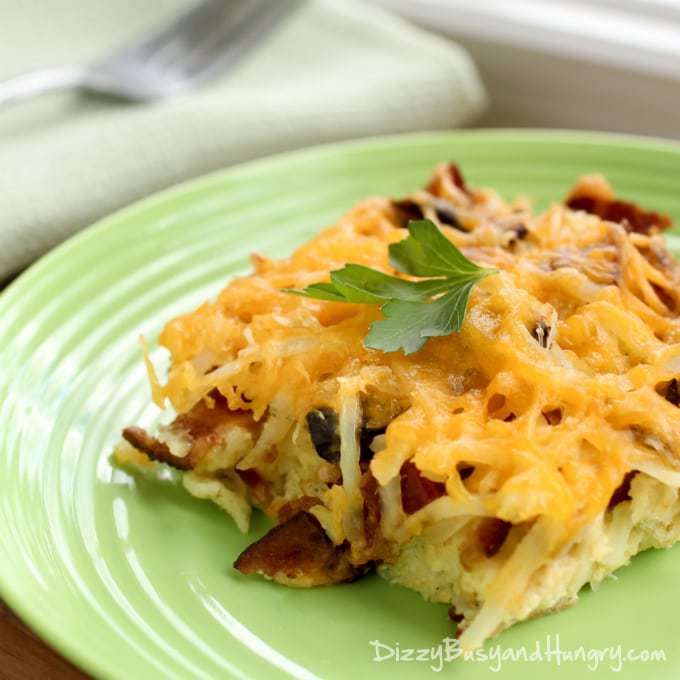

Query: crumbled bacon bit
[234,512,365,586]
[400,461,446,514]
[477,518,511,557]
[391,199,424,228]
[426,162,469,197]
[542,408,563,426]
[122,426,197,470]
[391,196,464,230]
[174,391,234,438]
[666,379,680,406]
[507,223,528,245]
[566,196,597,213]
[276,495,320,523]
[566,189,672,235]
[446,163,469,193]
[122,391,247,470]
[448,607,464,624]
[607,471,637,510]
[361,472,382,551]
[457,464,475,480]
[237,468,262,488]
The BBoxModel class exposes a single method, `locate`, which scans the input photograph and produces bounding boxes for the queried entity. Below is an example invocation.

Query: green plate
[2,130,680,680]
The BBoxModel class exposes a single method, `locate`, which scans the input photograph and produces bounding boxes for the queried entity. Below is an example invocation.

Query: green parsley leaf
[389,220,489,279]
[330,264,451,302]
[286,282,348,302]
[365,283,477,354]
[284,219,498,354]
[285,263,451,304]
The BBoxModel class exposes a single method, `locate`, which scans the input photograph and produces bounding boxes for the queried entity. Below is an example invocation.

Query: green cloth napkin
[0,0,486,279]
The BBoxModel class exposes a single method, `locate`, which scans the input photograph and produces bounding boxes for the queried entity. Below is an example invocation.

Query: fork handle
[0,67,88,107]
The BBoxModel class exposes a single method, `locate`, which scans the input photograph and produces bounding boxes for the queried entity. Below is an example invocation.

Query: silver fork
[0,0,298,106]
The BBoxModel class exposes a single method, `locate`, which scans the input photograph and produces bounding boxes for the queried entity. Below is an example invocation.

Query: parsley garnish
[285,220,497,354]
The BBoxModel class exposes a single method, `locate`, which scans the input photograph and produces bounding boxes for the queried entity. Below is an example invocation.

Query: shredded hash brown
[118,163,680,649]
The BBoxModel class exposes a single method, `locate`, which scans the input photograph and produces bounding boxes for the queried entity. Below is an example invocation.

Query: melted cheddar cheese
[139,165,680,647]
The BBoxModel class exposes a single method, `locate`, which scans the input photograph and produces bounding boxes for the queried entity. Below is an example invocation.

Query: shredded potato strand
[140,167,680,643]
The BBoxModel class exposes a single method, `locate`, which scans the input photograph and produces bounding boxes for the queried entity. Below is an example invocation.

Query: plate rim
[3,127,680,678]
[4,126,680,307]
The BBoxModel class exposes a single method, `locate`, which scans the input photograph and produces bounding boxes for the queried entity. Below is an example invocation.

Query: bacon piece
[607,471,637,510]
[391,198,425,228]
[234,512,365,587]
[122,426,198,470]
[566,178,672,235]
[243,478,386,584]
[172,394,238,459]
[122,392,242,470]
[448,606,464,624]
[542,408,563,426]
[458,464,475,480]
[426,162,469,197]
[447,164,468,193]
[400,461,446,514]
[509,223,528,242]
[477,518,511,557]
[357,471,394,563]
[276,495,321,523]
[392,196,463,230]
[361,472,382,549]
[665,379,680,407]
[236,468,262,488]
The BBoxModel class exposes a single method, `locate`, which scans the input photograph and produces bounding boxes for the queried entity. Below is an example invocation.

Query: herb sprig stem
[285,220,497,354]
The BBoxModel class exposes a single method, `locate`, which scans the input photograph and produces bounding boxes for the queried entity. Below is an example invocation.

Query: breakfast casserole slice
[116,163,680,650]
